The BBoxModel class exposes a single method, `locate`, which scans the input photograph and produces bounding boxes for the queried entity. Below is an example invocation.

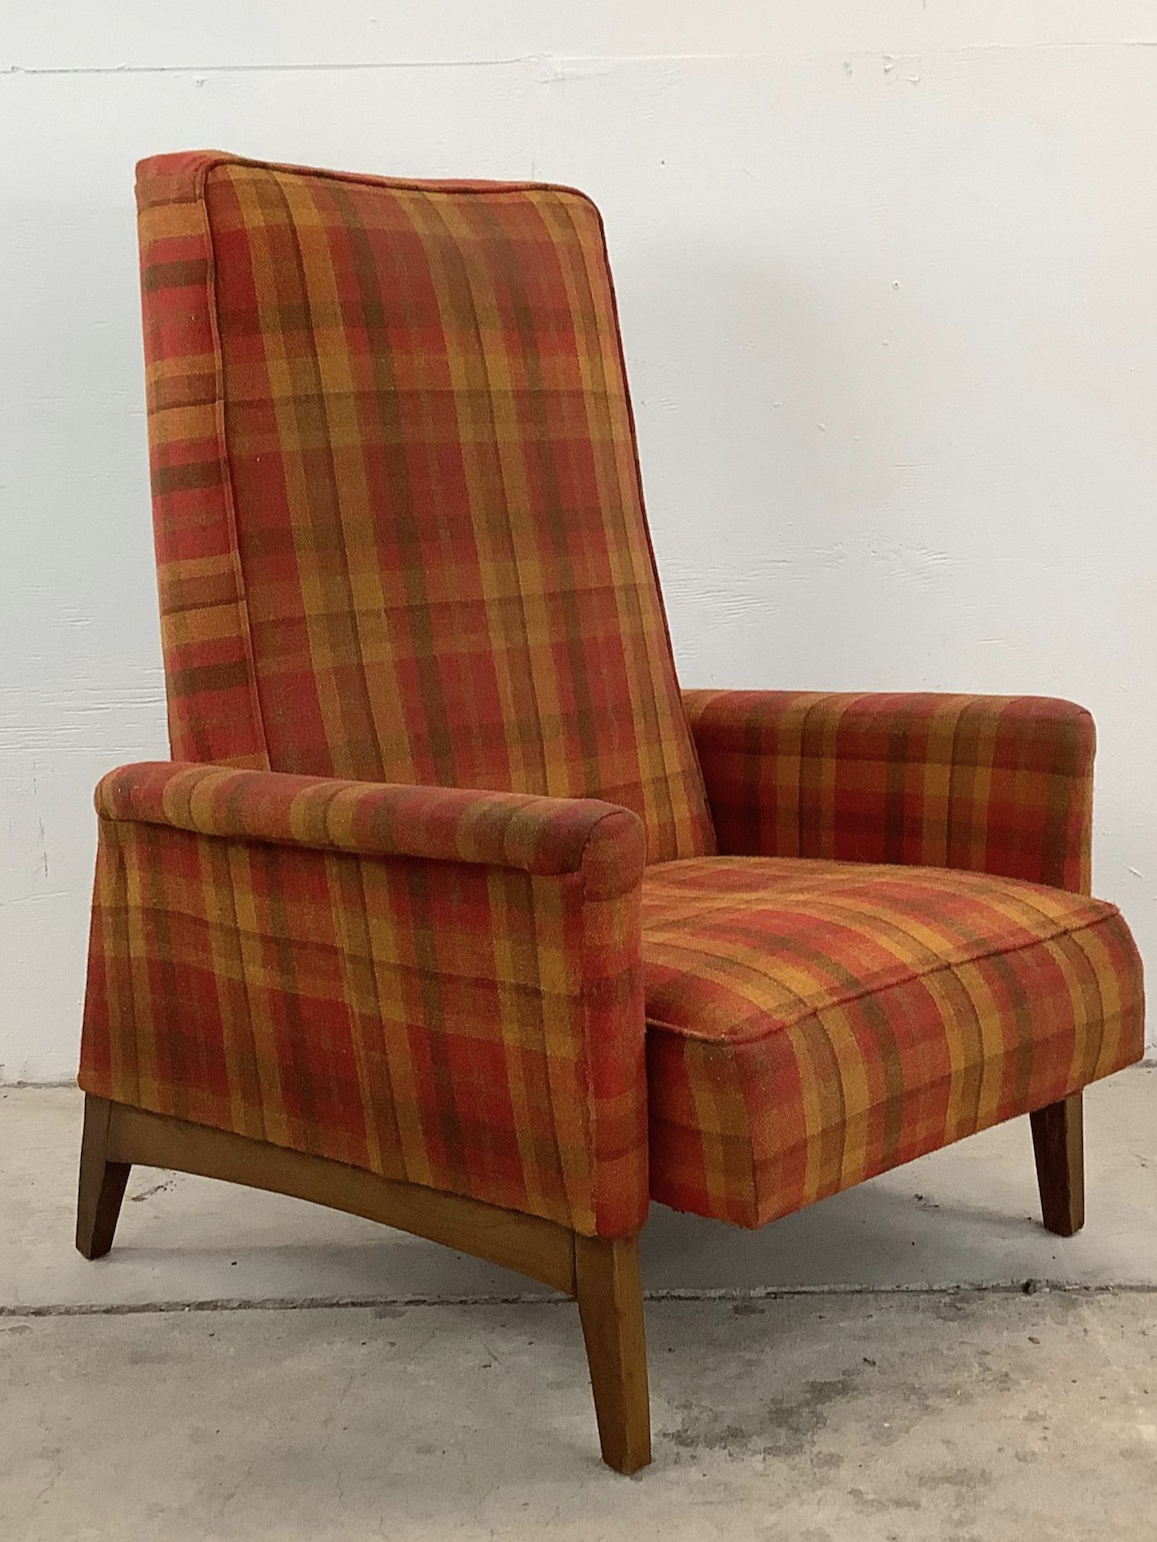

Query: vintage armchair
[78,152,1145,1474]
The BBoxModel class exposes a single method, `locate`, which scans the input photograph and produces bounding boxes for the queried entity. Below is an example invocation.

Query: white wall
[3,2,1155,1079]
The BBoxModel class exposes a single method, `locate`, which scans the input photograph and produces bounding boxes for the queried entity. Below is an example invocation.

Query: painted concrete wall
[2,3,1155,1079]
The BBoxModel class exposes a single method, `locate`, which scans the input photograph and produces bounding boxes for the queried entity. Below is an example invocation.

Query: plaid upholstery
[79,152,1145,1245]
[643,857,1145,1227]
[81,762,649,1237]
[137,151,713,863]
[684,691,1095,892]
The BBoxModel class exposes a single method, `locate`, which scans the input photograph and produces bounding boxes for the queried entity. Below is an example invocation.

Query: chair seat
[642,857,1142,1227]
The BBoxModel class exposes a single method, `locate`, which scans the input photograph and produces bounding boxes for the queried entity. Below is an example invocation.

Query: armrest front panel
[683,690,1095,893]
[81,763,648,1238]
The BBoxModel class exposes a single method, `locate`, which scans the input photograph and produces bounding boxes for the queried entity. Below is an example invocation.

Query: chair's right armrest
[82,762,648,1239]
[683,689,1096,892]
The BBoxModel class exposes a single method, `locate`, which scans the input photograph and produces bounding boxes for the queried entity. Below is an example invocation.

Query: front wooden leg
[1030,1092,1084,1237]
[76,1095,131,1259]
[574,1233,651,1474]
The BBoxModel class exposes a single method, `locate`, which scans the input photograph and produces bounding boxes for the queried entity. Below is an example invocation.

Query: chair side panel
[136,154,269,768]
[80,812,650,1238]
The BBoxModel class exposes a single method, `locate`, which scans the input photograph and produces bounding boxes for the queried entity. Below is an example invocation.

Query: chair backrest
[136,152,714,864]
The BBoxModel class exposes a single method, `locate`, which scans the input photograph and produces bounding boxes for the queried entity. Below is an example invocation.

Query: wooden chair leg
[574,1232,651,1474]
[76,1094,131,1259]
[1030,1092,1084,1237]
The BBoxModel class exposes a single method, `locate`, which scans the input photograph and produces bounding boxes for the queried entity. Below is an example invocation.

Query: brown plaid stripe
[81,761,649,1237]
[643,856,1144,1227]
[683,690,1096,892]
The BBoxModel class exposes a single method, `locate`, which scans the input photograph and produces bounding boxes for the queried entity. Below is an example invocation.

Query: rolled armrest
[683,690,1094,893]
[95,761,644,899]
[82,763,648,1238]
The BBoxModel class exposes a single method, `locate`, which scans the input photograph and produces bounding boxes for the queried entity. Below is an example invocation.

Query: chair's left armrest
[93,760,641,880]
[83,761,649,1239]
[683,689,1095,892]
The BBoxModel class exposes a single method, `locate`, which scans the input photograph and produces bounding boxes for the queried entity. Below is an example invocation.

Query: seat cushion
[642,857,1144,1227]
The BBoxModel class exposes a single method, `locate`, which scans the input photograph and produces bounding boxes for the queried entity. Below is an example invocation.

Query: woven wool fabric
[683,690,1095,893]
[81,762,649,1238]
[642,857,1145,1227]
[137,151,714,864]
[86,152,1146,1250]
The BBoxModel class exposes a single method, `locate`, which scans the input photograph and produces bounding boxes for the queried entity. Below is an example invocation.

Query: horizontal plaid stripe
[80,774,649,1237]
[643,857,1144,1227]
[137,151,713,863]
[683,691,1095,892]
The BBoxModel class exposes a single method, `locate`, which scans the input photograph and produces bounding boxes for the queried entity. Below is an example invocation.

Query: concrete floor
[2,1072,1156,1539]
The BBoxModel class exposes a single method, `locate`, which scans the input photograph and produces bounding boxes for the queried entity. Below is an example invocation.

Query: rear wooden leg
[1031,1092,1084,1238]
[574,1233,651,1474]
[76,1095,131,1259]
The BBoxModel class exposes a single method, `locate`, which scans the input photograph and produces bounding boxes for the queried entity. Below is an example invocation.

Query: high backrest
[137,152,714,864]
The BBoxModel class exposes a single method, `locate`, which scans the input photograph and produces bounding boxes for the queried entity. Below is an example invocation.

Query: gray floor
[2,1073,1156,1539]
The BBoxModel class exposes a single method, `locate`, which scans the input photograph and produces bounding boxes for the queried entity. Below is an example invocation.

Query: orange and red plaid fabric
[79,152,1145,1245]
[642,856,1143,1226]
[83,761,649,1237]
[137,151,713,863]
[684,690,1095,892]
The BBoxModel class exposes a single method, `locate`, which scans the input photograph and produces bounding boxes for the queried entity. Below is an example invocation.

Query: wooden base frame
[77,1090,1086,1473]
[75,1095,651,1474]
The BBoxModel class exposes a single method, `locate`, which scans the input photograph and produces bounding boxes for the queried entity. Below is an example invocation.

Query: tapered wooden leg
[574,1233,651,1474]
[1030,1092,1084,1237]
[76,1095,131,1259]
